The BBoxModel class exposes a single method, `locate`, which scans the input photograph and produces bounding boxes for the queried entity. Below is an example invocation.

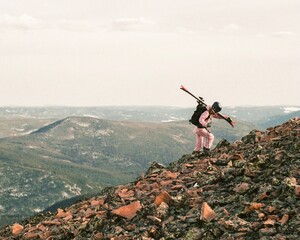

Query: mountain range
[1,105,299,128]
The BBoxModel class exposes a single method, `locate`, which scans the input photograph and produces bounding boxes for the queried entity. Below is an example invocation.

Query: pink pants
[193,127,214,151]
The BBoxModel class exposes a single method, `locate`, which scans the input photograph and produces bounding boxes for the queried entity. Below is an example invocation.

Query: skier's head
[212,102,222,113]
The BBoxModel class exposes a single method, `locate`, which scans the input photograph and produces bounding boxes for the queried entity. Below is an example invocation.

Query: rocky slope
[0,118,299,239]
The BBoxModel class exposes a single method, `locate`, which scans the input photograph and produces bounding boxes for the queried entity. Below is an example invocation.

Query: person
[192,101,229,155]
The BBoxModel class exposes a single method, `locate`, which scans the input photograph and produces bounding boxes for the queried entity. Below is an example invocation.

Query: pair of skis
[180,85,235,127]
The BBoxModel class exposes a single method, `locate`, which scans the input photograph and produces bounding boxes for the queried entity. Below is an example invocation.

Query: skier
[179,85,235,156]
[192,101,231,155]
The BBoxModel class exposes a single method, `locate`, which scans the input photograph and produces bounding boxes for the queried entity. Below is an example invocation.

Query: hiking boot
[191,150,202,157]
[202,147,211,156]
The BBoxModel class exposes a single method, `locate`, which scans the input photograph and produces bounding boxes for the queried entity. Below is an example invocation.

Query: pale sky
[0,0,299,107]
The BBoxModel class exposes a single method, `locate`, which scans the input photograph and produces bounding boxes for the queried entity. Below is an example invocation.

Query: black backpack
[189,103,207,127]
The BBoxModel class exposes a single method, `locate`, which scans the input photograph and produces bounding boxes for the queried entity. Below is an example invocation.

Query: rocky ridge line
[0,118,299,239]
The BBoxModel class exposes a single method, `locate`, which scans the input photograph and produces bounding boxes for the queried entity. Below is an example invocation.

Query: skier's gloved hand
[227,117,236,127]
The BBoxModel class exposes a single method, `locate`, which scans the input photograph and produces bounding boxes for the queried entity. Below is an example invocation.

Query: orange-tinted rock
[112,201,142,220]
[258,192,269,200]
[244,203,265,213]
[268,215,279,221]
[268,206,276,213]
[12,223,23,235]
[200,202,216,222]
[37,224,46,232]
[263,218,276,226]
[154,191,171,207]
[55,208,70,218]
[23,232,39,239]
[95,210,107,216]
[135,181,145,189]
[160,180,173,186]
[42,219,61,225]
[189,197,203,208]
[39,231,52,240]
[124,224,136,231]
[93,232,104,240]
[233,182,249,193]
[187,189,202,198]
[164,171,179,179]
[295,185,300,196]
[149,182,160,190]
[274,153,283,161]
[80,204,89,210]
[171,184,185,190]
[259,227,277,236]
[183,163,194,168]
[194,162,208,171]
[85,208,95,218]
[258,212,265,219]
[63,213,73,221]
[27,226,37,233]
[279,214,289,225]
[220,153,229,159]
[91,199,105,206]
[118,188,135,198]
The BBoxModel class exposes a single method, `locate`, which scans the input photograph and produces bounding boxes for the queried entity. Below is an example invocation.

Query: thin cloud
[55,20,98,32]
[272,31,294,38]
[176,27,198,35]
[222,23,240,33]
[111,17,157,32]
[207,23,240,34]
[0,14,42,31]
[0,14,99,33]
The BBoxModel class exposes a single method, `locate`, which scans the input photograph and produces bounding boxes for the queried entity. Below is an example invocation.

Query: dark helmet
[212,102,222,113]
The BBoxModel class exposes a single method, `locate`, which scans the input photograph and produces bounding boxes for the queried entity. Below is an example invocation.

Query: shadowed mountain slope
[1,118,299,239]
[260,110,300,128]
[0,117,53,138]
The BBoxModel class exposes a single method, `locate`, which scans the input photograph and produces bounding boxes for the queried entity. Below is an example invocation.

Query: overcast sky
[0,0,299,107]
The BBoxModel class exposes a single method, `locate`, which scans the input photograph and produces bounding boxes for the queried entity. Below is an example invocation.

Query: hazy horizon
[1,104,300,109]
[1,0,299,107]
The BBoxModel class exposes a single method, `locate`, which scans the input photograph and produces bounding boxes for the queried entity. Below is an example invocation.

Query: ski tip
[180,85,186,90]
